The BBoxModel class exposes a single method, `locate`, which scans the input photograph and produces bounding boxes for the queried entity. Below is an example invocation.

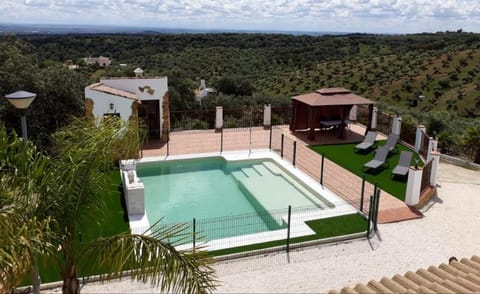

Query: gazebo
[289,88,375,140]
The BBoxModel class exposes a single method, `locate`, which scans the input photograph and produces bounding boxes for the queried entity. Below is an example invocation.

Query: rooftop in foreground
[331,255,480,294]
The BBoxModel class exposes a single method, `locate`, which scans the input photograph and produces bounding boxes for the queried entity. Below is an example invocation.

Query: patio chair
[355,131,377,152]
[391,151,413,178]
[363,146,389,172]
[385,133,400,153]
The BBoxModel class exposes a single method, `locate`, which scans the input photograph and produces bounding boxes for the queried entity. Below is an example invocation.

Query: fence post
[215,106,223,131]
[269,125,272,150]
[192,218,196,253]
[263,104,271,128]
[370,183,378,233]
[286,205,291,253]
[320,153,325,185]
[360,174,366,213]
[430,151,440,186]
[371,106,378,130]
[292,141,297,166]
[373,189,381,232]
[367,195,374,239]
[281,134,284,158]
[167,131,170,157]
[220,128,223,153]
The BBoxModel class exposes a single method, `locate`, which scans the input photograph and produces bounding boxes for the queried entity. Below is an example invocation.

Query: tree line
[1,32,479,162]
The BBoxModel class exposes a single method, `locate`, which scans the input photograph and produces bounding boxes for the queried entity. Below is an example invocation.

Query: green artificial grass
[309,141,423,201]
[209,213,367,256]
[34,170,129,283]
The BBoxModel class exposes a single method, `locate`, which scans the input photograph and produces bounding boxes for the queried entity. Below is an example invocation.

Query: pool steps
[229,162,332,221]
[261,162,331,208]
[241,167,262,178]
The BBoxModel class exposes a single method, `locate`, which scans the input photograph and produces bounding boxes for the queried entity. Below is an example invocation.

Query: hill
[2,32,479,159]
[257,48,480,118]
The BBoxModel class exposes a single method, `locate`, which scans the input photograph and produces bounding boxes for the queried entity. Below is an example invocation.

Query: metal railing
[169,106,291,131]
[357,105,370,127]
[357,105,393,136]
[170,109,217,131]
[400,121,417,147]
[421,159,433,193]
[376,112,393,136]
[270,126,378,214]
[419,131,430,159]
[132,201,371,255]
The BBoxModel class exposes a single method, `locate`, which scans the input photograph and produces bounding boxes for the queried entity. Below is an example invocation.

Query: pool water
[137,157,333,240]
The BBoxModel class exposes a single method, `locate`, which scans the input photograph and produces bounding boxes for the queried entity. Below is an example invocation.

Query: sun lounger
[363,146,389,172]
[392,151,413,178]
[385,133,399,153]
[355,131,377,152]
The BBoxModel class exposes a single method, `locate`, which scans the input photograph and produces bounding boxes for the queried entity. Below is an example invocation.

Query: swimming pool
[136,156,335,240]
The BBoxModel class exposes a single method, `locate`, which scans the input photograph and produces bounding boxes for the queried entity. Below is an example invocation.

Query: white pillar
[371,106,378,130]
[430,151,440,186]
[392,116,402,136]
[431,139,438,152]
[349,105,358,121]
[215,106,223,130]
[414,125,426,152]
[405,166,422,206]
[427,137,437,162]
[263,104,271,127]
[427,137,433,162]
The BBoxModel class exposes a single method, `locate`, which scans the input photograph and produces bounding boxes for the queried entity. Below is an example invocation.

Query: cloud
[0,0,479,33]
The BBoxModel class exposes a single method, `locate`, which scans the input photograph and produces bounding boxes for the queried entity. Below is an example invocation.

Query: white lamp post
[5,90,36,139]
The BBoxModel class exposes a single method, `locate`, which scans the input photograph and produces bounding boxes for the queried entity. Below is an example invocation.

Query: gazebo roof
[292,87,375,106]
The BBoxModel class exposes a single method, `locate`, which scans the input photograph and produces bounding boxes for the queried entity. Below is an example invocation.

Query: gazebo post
[308,106,314,140]
[339,106,351,139]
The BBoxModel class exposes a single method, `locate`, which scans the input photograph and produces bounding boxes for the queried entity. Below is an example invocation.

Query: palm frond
[82,229,218,293]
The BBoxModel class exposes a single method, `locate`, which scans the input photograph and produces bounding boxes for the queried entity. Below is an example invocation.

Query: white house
[84,56,112,67]
[85,75,169,141]
[194,79,217,103]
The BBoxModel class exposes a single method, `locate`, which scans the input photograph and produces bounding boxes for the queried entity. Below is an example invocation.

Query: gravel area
[72,162,480,293]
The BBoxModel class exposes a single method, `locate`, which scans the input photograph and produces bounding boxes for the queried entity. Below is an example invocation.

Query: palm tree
[0,128,55,294]
[462,126,480,164]
[0,119,217,293]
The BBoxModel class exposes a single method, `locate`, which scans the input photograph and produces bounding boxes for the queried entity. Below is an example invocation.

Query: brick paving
[142,124,422,223]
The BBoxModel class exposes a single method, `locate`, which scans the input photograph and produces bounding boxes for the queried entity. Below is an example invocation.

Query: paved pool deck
[141,124,421,224]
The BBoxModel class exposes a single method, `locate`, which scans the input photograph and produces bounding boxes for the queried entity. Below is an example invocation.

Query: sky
[1,0,480,34]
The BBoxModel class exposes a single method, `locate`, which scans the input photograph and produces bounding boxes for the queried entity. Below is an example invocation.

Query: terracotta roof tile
[88,83,139,101]
[334,255,480,294]
[292,87,375,106]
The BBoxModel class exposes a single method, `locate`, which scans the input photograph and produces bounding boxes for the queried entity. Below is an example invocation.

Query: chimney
[200,79,206,90]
